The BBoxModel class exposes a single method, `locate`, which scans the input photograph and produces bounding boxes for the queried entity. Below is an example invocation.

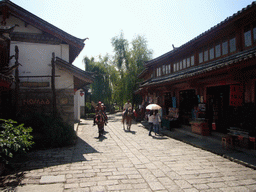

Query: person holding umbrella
[148,110,154,136]
[152,110,161,135]
[146,104,162,135]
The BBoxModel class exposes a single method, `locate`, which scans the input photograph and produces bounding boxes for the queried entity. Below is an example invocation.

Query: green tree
[111,32,153,107]
[83,55,116,109]
[83,32,153,110]
[128,35,153,106]
[111,31,129,71]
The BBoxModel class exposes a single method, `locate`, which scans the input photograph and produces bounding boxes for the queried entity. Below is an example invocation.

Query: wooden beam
[51,52,57,117]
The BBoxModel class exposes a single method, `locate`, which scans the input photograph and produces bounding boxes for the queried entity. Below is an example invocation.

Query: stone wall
[18,88,75,125]
[56,89,74,125]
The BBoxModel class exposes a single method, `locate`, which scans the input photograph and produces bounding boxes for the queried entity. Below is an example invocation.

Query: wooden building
[0,0,94,125]
[136,2,256,135]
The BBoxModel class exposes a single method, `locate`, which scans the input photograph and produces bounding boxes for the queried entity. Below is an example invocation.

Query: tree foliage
[83,55,117,108]
[84,32,152,109]
[111,32,153,107]
[0,119,34,165]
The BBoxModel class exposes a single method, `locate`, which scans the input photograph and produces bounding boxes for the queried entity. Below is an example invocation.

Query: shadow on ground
[123,129,136,134]
[151,135,168,140]
[0,136,99,190]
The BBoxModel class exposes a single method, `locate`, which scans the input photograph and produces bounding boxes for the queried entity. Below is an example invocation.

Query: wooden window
[229,37,236,53]
[174,63,176,72]
[244,29,252,47]
[215,44,221,58]
[183,59,186,69]
[177,62,180,71]
[204,49,208,62]
[166,64,170,74]
[156,68,161,77]
[222,41,228,55]
[253,27,256,42]
[199,52,203,63]
[179,61,183,70]
[186,57,190,67]
[162,65,166,75]
[151,71,155,78]
[210,47,215,60]
[191,55,194,66]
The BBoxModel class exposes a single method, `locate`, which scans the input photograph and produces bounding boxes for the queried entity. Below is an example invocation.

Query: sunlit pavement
[11,112,256,191]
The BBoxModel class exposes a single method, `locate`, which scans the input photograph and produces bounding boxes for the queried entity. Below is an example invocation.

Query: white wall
[10,42,73,89]
[80,94,85,106]
[6,13,80,123]
[74,89,82,122]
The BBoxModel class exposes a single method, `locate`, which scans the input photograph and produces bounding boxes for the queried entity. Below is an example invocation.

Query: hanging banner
[172,97,176,108]
[229,85,243,106]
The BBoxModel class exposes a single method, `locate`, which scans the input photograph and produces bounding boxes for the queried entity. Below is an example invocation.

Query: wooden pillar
[51,52,57,116]
[14,45,19,117]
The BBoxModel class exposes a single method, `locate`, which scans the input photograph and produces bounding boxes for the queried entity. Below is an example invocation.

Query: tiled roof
[55,57,94,84]
[144,1,256,67]
[0,0,87,63]
[140,46,256,88]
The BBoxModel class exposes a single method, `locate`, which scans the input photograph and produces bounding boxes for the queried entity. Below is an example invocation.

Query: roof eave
[0,1,86,62]
[55,57,94,84]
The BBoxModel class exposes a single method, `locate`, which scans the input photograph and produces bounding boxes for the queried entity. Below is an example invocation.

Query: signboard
[229,85,243,106]
[20,82,50,88]
[22,98,50,105]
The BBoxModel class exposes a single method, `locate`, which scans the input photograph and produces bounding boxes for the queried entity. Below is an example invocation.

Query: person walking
[148,111,154,136]
[152,110,161,135]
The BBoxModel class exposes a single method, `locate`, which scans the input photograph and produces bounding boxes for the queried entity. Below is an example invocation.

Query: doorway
[179,89,198,125]
[207,85,230,133]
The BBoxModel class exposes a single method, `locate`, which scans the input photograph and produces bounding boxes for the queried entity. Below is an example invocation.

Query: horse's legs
[123,117,125,130]
[98,125,104,138]
[128,118,131,131]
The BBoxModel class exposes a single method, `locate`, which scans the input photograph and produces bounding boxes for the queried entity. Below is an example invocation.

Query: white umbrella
[146,104,162,110]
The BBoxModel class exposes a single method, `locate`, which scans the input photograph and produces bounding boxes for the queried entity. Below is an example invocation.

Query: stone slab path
[3,113,256,191]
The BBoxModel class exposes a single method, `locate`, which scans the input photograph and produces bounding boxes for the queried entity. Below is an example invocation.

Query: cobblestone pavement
[5,113,256,191]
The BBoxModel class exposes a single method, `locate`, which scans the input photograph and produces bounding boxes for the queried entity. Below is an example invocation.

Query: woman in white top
[148,111,154,136]
[152,110,161,135]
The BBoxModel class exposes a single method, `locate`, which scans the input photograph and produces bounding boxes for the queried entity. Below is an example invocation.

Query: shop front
[179,89,198,125]
[206,85,230,133]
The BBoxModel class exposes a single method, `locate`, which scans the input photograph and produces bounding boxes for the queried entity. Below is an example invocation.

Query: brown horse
[122,107,133,131]
[95,112,106,138]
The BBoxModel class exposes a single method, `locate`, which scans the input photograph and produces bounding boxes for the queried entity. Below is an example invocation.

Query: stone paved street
[9,113,256,191]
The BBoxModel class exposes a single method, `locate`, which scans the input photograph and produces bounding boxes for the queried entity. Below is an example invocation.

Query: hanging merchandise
[172,97,176,108]
[229,85,243,106]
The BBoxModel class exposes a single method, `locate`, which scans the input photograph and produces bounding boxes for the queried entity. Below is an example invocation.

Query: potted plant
[190,118,210,136]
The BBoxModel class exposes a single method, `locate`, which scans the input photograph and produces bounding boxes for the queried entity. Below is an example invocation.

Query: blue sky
[12,0,255,70]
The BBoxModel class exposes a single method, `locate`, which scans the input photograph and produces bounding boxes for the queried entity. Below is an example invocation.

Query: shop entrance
[207,85,230,133]
[164,92,172,116]
[179,89,198,125]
